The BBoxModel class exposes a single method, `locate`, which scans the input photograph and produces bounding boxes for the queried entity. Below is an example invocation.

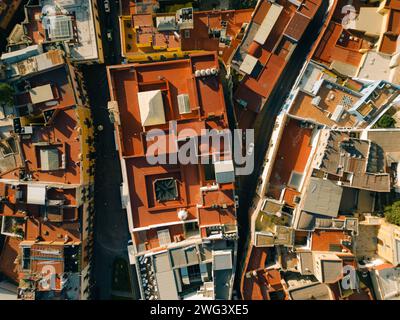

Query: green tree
[377,114,395,128]
[384,200,400,226]
[0,82,15,106]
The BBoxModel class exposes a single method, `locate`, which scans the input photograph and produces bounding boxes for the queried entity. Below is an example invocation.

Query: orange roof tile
[108,53,236,249]
[180,9,253,64]
[267,118,313,200]
[311,229,352,252]
[313,22,364,67]
[284,12,311,41]
[0,237,20,283]
[241,246,271,300]
[233,0,322,127]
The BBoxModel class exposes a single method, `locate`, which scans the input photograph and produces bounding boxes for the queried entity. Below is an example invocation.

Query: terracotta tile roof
[284,12,311,41]
[23,6,46,45]
[313,22,364,67]
[380,33,398,54]
[299,0,321,19]
[132,13,153,27]
[386,0,400,11]
[233,0,323,127]
[181,9,253,61]
[267,118,313,200]
[288,87,358,128]
[0,237,20,283]
[241,246,277,300]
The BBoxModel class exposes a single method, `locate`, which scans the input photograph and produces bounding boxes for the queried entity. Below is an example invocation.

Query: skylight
[154,178,178,202]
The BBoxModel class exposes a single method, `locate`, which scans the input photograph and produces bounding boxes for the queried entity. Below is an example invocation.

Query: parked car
[247,142,255,156]
[107,30,113,41]
[104,0,110,13]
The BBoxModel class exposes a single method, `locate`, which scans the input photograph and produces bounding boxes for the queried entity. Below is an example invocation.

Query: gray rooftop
[313,130,390,192]
[302,177,343,217]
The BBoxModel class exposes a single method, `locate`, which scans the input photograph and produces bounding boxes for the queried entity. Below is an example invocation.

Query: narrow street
[234,0,329,291]
[82,64,128,299]
[81,0,138,300]
[98,0,123,65]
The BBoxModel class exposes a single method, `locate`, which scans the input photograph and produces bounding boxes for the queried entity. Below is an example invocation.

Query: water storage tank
[206,68,211,75]
[177,208,188,220]
[195,70,201,77]
[211,68,217,75]
[200,69,206,76]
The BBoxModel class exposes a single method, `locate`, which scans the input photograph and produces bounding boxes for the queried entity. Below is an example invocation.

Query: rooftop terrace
[120,8,253,64]
[289,79,361,127]
[0,65,85,187]
[22,0,101,63]
[107,53,236,252]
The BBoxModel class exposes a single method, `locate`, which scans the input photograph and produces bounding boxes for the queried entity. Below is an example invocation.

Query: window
[16,105,30,117]
[157,229,171,246]
[22,247,31,270]
[184,30,190,38]
[295,233,309,246]
[187,264,201,283]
